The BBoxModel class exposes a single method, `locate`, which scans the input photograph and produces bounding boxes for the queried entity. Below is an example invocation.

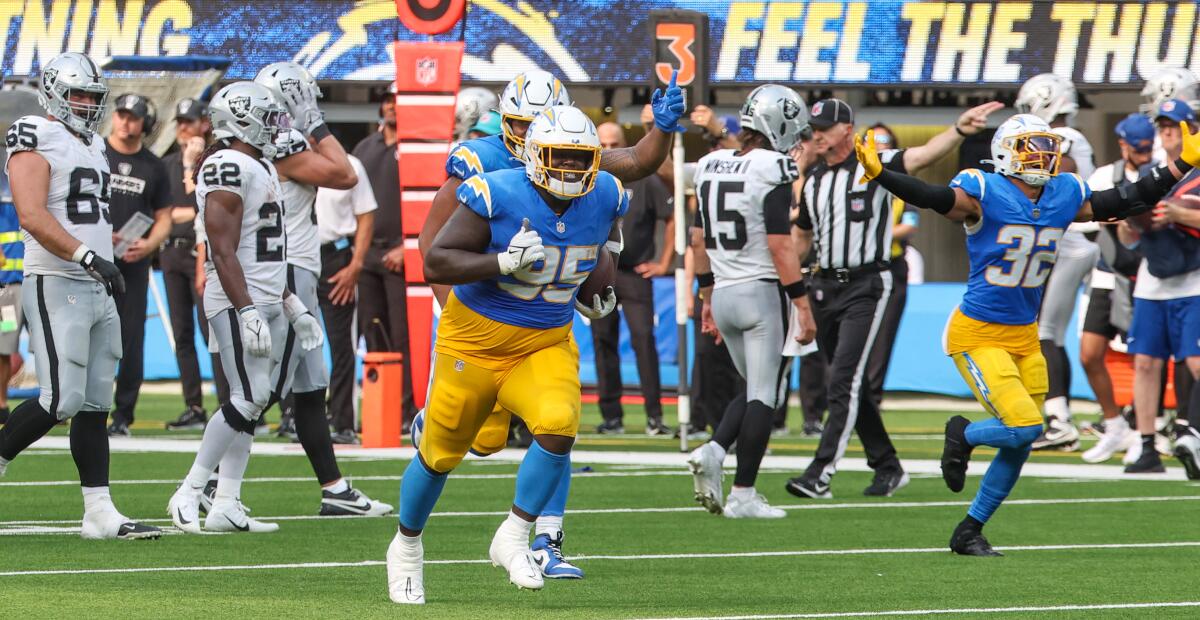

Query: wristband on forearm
[309,123,331,142]
[783,279,808,300]
[696,272,714,288]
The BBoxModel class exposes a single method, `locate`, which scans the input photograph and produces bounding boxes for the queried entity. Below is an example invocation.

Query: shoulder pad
[447,142,486,180]
[5,116,56,155]
[457,174,494,218]
[198,150,252,194]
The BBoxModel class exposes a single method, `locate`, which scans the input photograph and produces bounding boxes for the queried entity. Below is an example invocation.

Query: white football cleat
[687,442,725,515]
[386,530,426,605]
[1031,415,1080,451]
[723,491,786,519]
[205,498,279,533]
[1123,440,1142,466]
[82,501,162,540]
[168,487,203,534]
[489,523,544,590]
[1082,416,1135,463]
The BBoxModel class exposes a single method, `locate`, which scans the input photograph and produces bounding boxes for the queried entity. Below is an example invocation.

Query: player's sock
[535,514,564,539]
[70,410,110,488]
[0,399,59,460]
[733,400,772,487]
[711,394,747,451]
[81,485,114,512]
[399,457,447,531]
[1040,340,1070,413]
[537,455,571,522]
[184,410,241,492]
[964,418,1043,449]
[293,389,342,485]
[1044,396,1070,422]
[729,485,756,500]
[513,442,570,517]
[967,444,1032,524]
[215,430,253,501]
[323,478,349,494]
[1142,434,1156,453]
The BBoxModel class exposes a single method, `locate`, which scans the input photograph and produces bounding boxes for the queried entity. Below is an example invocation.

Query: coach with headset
[104,93,173,437]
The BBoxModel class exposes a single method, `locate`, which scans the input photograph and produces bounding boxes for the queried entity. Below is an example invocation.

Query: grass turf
[2,394,1199,618]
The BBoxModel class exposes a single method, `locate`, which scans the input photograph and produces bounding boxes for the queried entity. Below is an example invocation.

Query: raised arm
[856,130,982,223]
[598,71,685,182]
[275,133,357,190]
[902,102,1003,173]
[1077,123,1200,222]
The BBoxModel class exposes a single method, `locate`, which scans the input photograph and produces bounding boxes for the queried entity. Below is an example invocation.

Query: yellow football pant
[945,309,1047,428]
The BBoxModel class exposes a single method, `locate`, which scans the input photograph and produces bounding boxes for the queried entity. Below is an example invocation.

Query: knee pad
[221,403,259,434]
[44,387,85,421]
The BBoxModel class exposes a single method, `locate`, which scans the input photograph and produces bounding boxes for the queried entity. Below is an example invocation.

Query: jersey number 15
[697,180,747,250]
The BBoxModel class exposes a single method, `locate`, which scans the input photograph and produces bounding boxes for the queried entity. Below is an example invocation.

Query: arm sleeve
[871,167,959,214]
[882,148,907,174]
[762,183,793,234]
[1090,163,1183,221]
[455,174,496,219]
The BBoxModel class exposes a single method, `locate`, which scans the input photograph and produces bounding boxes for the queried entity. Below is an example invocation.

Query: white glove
[575,285,617,319]
[497,218,545,275]
[238,307,272,358]
[283,294,325,351]
[288,82,325,136]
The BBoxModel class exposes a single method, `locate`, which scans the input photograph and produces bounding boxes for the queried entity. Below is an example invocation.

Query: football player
[687,84,816,519]
[166,81,324,534]
[1014,73,1099,451]
[410,69,683,579]
[854,113,1200,555]
[1141,67,1200,163]
[0,51,160,540]
[386,105,626,604]
[197,61,390,518]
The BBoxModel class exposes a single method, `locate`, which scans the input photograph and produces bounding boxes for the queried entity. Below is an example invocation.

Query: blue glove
[651,70,686,133]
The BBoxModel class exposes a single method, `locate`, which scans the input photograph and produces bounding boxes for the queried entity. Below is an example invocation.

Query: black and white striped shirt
[795,149,906,270]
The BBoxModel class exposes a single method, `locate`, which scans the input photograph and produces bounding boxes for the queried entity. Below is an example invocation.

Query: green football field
[3,394,1200,619]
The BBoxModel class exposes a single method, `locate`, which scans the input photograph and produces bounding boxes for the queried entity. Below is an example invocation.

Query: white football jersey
[4,116,112,279]
[1051,126,1097,256]
[275,129,320,275]
[693,148,799,288]
[196,148,287,316]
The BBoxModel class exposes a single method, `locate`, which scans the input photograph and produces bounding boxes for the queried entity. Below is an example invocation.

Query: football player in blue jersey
[853,113,1200,555]
[410,69,683,580]
[386,106,630,604]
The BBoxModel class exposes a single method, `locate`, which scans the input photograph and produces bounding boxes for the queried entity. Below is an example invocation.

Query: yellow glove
[1181,121,1200,168]
[855,129,883,184]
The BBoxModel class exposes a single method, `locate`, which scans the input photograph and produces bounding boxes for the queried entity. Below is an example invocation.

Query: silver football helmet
[209,81,289,158]
[498,70,572,158]
[1141,67,1200,115]
[455,86,499,142]
[1015,73,1079,125]
[739,84,809,153]
[36,52,108,135]
[254,62,323,133]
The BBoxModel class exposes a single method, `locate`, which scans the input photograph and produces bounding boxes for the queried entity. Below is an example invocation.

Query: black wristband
[783,280,808,300]
[310,123,332,142]
[955,125,969,138]
[696,272,715,288]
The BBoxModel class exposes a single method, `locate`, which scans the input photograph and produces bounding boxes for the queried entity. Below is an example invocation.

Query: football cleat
[82,503,162,540]
[168,487,203,534]
[949,528,1002,557]
[205,498,279,533]
[941,415,974,493]
[687,442,725,515]
[770,425,789,438]
[801,420,824,437]
[1124,448,1166,474]
[489,522,544,590]
[645,419,673,436]
[320,484,394,516]
[386,530,425,605]
[784,476,831,499]
[1082,415,1136,463]
[723,491,786,519]
[863,468,909,497]
[107,419,131,438]
[595,419,624,434]
[199,478,217,515]
[276,412,298,441]
[1031,415,1079,451]
[1174,432,1200,480]
[530,533,584,579]
[166,406,207,431]
[0,458,8,478]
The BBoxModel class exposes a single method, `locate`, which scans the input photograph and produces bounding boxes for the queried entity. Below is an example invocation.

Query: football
[577,248,616,303]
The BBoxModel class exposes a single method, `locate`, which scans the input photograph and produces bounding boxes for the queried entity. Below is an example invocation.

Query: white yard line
[627,600,1200,620]
[1,540,1197,577]
[2,494,1197,532]
[0,469,696,488]
[17,438,1187,481]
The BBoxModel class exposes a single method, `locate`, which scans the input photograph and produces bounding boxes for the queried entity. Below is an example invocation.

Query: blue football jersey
[951,170,1090,325]
[445,134,521,181]
[453,168,629,329]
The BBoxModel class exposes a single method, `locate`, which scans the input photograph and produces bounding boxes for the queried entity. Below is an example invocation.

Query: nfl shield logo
[850,197,865,213]
[118,162,132,176]
[416,57,438,86]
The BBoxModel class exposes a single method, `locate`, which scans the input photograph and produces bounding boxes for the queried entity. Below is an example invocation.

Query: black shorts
[1082,286,1118,339]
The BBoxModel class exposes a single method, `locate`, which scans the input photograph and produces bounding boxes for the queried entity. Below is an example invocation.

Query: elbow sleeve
[876,169,956,214]
[1091,162,1181,221]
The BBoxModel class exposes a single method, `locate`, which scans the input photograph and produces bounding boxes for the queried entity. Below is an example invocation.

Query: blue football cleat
[530,533,584,579]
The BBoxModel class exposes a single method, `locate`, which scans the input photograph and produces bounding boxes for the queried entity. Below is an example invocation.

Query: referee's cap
[809,99,853,130]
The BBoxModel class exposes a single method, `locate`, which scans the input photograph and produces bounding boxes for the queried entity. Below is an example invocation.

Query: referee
[786,98,1001,499]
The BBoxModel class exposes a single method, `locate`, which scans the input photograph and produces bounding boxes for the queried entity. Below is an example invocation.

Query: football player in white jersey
[244,61,392,517]
[1141,67,1200,162]
[687,84,817,519]
[1015,73,1099,449]
[167,81,325,534]
[0,52,160,539]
